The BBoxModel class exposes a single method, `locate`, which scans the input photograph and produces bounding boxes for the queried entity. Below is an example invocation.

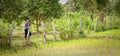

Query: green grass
[89,29,120,37]
[0,34,120,56]
[0,29,120,56]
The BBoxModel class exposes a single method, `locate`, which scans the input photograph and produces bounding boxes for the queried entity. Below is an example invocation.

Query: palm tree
[89,0,109,31]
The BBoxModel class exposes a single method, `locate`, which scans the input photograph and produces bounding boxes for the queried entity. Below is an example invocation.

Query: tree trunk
[108,17,112,29]
[102,17,106,31]
[72,3,76,12]
[99,10,105,31]
[36,17,39,33]
[90,13,94,30]
[94,17,98,32]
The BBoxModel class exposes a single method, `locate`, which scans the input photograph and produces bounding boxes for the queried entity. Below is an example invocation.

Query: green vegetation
[0,20,9,47]
[90,29,120,36]
[0,34,120,56]
[0,0,120,56]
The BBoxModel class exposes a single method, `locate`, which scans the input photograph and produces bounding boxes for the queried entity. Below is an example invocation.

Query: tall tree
[23,0,63,33]
[112,0,120,16]
[0,0,25,24]
[82,0,120,31]
[85,0,109,31]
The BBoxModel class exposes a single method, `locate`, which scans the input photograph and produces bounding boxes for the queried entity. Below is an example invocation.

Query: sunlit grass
[89,29,120,36]
[0,34,120,56]
[0,29,120,56]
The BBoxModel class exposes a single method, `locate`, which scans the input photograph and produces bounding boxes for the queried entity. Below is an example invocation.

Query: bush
[59,29,79,40]
[111,16,120,29]
[0,25,9,47]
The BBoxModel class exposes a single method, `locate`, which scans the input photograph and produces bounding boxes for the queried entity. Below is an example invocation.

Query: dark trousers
[24,29,31,39]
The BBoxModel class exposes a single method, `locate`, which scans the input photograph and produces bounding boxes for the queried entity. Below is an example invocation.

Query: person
[24,18,32,44]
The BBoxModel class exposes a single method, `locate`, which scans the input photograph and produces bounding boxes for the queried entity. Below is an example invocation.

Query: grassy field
[1,38,120,56]
[90,29,120,36]
[0,29,120,56]
[87,29,120,39]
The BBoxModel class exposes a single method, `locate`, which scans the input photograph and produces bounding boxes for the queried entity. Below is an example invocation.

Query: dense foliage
[0,21,9,47]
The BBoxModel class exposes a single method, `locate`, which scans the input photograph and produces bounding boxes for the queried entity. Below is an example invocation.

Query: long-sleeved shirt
[24,22,30,30]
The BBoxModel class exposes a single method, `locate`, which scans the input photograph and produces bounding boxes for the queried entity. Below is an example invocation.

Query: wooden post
[9,21,14,47]
[52,22,56,40]
[41,21,46,43]
[68,19,71,30]
[80,18,82,32]
[94,17,98,32]
[27,29,30,40]
[108,17,112,29]
[102,17,106,31]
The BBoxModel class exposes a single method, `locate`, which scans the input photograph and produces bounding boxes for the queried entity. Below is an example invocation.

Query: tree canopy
[0,0,63,25]
[0,0,120,24]
[0,0,25,24]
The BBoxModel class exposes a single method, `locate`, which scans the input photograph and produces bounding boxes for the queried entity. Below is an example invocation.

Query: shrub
[0,25,9,47]
[59,29,79,40]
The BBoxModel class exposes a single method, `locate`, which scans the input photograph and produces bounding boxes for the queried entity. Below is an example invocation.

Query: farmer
[24,18,32,44]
